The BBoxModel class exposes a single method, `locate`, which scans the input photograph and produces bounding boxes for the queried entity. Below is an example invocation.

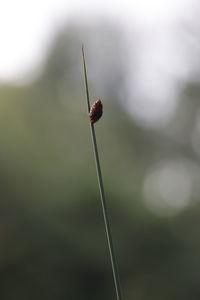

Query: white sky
[0,0,199,125]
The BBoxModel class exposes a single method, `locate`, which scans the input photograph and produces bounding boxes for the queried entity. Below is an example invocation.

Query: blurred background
[1,0,200,299]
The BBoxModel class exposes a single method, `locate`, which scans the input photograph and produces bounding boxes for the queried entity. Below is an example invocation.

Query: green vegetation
[0,22,200,300]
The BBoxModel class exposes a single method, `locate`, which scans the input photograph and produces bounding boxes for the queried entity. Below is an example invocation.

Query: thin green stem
[82,44,123,300]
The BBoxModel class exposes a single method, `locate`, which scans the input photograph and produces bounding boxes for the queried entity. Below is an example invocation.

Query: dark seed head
[89,99,103,124]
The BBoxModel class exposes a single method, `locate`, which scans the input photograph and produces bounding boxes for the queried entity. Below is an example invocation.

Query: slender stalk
[82,45,123,300]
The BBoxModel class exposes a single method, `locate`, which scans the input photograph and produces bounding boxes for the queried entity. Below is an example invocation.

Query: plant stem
[82,45,123,300]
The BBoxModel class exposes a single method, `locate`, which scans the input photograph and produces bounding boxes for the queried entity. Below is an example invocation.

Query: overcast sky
[0,0,199,125]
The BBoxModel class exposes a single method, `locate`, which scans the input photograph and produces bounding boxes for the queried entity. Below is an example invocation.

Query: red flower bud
[89,99,103,124]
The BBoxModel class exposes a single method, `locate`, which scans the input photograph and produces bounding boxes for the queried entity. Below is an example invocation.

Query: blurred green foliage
[1,22,200,300]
